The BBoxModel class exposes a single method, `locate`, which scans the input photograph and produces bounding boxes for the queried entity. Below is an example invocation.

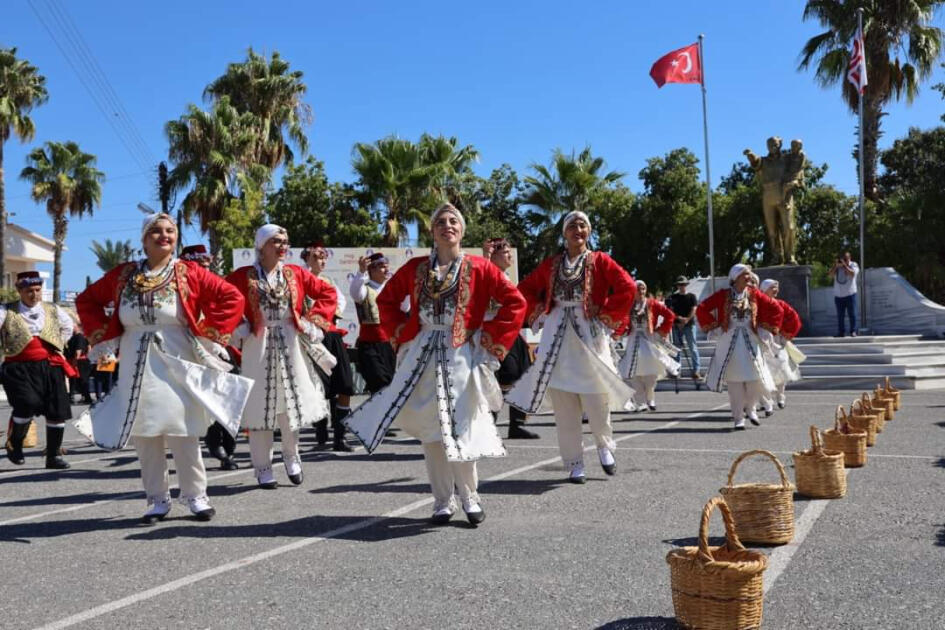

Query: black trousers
[355,340,396,394]
[2,360,72,422]
[314,331,355,398]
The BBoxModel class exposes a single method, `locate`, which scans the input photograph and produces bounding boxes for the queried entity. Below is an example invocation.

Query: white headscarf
[255,224,287,254]
[430,203,466,235]
[140,213,175,241]
[562,210,591,236]
[728,263,750,285]
[760,279,779,292]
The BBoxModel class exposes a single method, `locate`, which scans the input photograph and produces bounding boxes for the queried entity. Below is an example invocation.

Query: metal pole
[699,34,716,293]
[857,8,867,332]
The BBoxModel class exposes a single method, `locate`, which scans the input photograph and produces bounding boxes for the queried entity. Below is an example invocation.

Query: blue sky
[3,0,944,292]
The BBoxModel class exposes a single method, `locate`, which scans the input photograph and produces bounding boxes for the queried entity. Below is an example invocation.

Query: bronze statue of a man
[744,136,805,265]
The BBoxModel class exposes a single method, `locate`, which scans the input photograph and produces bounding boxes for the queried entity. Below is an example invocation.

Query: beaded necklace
[131,259,174,294]
[731,288,750,319]
[255,262,289,309]
[426,252,463,300]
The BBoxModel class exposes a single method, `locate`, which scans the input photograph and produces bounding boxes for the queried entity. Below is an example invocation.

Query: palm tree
[419,133,481,211]
[0,48,48,287]
[799,0,944,199]
[522,146,625,257]
[204,48,311,172]
[352,136,436,246]
[19,141,104,303]
[90,238,134,273]
[165,97,265,259]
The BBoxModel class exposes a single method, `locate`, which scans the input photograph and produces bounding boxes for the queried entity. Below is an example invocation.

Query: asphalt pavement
[1,388,943,630]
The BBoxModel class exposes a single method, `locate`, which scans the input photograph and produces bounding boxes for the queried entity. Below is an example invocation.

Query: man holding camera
[665,276,702,383]
[829,251,859,337]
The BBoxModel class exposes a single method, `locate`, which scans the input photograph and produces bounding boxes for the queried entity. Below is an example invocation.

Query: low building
[3,222,56,302]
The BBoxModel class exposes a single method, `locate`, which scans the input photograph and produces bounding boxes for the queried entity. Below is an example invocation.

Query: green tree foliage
[875,125,945,302]
[19,140,104,303]
[799,0,944,199]
[90,238,134,273]
[0,48,48,286]
[203,48,311,170]
[266,157,378,249]
[352,134,479,246]
[210,187,266,275]
[522,146,624,262]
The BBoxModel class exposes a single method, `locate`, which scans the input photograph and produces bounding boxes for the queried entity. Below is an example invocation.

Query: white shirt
[350,272,410,312]
[0,301,75,341]
[833,262,859,298]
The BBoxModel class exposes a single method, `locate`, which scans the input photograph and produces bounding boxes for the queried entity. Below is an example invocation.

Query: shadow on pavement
[661,535,726,548]
[636,426,736,435]
[124,513,439,543]
[310,476,570,497]
[0,490,136,508]
[318,452,425,462]
[0,467,141,483]
[937,525,945,547]
[595,616,679,629]
[0,515,143,543]
[934,457,945,469]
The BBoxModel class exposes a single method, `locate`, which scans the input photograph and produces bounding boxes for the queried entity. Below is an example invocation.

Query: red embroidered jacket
[629,298,675,336]
[378,255,526,360]
[76,260,245,346]
[518,251,636,337]
[777,299,802,339]
[225,264,337,337]
[696,287,783,334]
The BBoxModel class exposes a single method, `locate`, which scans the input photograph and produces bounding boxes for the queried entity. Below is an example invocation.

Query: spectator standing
[829,251,859,337]
[665,276,703,382]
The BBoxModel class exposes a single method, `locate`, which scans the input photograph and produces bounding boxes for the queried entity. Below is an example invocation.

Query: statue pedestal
[755,265,812,335]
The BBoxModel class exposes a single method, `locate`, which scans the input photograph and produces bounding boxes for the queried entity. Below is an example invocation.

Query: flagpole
[856,8,867,332]
[698,34,716,293]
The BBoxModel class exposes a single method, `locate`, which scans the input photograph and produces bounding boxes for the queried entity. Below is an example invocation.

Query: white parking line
[763,499,829,594]
[33,405,728,630]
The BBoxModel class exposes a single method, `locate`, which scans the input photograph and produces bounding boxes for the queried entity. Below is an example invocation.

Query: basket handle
[697,496,745,563]
[884,376,892,393]
[726,449,791,490]
[809,425,824,454]
[835,405,848,431]
[859,392,873,409]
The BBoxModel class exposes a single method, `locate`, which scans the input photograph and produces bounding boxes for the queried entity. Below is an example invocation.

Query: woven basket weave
[823,406,867,468]
[848,399,878,446]
[667,496,768,630]
[793,426,847,499]
[873,387,896,421]
[720,450,795,545]
[883,376,902,411]
[860,393,887,432]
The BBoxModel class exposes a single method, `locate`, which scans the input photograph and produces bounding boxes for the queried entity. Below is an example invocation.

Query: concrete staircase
[661,334,945,391]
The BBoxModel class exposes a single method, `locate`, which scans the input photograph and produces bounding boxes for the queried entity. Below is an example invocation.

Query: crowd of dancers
[2,204,803,526]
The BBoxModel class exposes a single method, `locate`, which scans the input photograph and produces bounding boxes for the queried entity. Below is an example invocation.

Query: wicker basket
[793,426,847,499]
[848,399,878,446]
[860,393,886,433]
[5,419,38,450]
[883,377,902,411]
[873,387,896,421]
[667,496,768,630]
[720,450,795,545]
[823,406,868,467]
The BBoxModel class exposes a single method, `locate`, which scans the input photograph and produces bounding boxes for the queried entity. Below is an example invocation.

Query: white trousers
[548,388,615,471]
[629,375,658,406]
[423,442,479,512]
[248,412,299,475]
[727,380,768,419]
[135,435,208,503]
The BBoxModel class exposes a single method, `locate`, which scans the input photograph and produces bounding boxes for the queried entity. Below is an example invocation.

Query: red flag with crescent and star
[649,42,702,87]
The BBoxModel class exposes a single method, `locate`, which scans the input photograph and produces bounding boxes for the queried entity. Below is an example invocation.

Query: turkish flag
[649,43,702,88]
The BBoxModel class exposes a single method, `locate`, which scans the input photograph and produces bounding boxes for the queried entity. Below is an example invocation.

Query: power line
[27,0,157,173]
[45,0,157,166]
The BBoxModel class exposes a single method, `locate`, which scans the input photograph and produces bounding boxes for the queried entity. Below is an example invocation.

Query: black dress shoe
[220,457,239,471]
[508,424,540,440]
[141,512,168,525]
[332,439,354,453]
[192,507,216,522]
[464,507,486,526]
[257,479,278,490]
[749,414,761,426]
[6,444,25,466]
[568,473,587,484]
[288,471,304,486]
[764,409,774,418]
[45,456,71,470]
[601,462,617,476]
[430,510,453,525]
[777,401,786,409]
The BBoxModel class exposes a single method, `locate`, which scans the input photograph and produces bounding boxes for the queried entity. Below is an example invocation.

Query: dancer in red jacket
[617,280,679,411]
